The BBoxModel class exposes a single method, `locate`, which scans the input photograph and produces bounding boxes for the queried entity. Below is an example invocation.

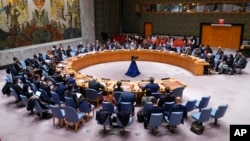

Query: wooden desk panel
[63,50,209,103]
[70,50,208,76]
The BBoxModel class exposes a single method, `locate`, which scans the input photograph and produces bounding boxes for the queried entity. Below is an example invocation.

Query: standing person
[125,56,140,77]
[140,76,160,93]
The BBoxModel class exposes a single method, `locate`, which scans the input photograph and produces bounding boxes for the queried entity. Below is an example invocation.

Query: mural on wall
[0,0,82,50]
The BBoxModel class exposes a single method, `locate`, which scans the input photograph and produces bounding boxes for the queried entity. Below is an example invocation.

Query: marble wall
[0,0,95,67]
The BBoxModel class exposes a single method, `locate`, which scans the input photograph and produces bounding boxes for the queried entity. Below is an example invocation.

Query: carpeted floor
[0,52,249,141]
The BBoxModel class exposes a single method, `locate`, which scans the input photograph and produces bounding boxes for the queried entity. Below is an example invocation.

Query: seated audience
[140,76,160,93]
[88,76,105,92]
[230,52,247,75]
[218,54,234,74]
[157,86,175,107]
[144,98,164,129]
[113,81,124,92]
[64,84,85,107]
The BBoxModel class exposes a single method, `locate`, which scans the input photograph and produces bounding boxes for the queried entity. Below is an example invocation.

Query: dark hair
[117,81,122,87]
[151,97,157,104]
[165,86,171,93]
[68,84,74,90]
[145,88,152,96]
[149,77,154,83]
[6,68,11,74]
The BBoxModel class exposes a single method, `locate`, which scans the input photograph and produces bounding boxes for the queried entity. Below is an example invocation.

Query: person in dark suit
[230,53,247,75]
[40,77,52,98]
[157,86,175,107]
[52,70,64,83]
[67,73,78,89]
[166,97,187,131]
[144,98,164,129]
[141,76,160,93]
[88,76,105,92]
[64,84,84,107]
[118,91,136,113]
[113,81,124,92]
[11,78,23,101]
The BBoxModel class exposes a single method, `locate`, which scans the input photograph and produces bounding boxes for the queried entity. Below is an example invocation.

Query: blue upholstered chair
[120,102,133,115]
[163,101,175,115]
[64,106,85,132]
[116,111,133,131]
[143,102,153,116]
[20,95,29,107]
[51,91,64,108]
[182,99,197,117]
[164,112,184,132]
[195,96,211,111]
[49,105,65,127]
[9,87,20,103]
[171,86,185,99]
[151,92,162,100]
[65,97,77,109]
[113,91,122,103]
[192,107,212,125]
[210,104,229,125]
[33,100,49,119]
[85,88,103,107]
[79,100,95,120]
[147,113,163,135]
[102,102,117,113]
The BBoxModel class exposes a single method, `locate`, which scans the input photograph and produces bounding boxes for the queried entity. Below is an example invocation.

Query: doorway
[144,22,152,39]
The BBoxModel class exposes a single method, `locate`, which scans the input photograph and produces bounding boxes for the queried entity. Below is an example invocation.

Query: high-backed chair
[116,111,133,131]
[164,112,184,132]
[85,88,103,107]
[51,91,64,108]
[64,106,85,132]
[96,110,112,131]
[9,87,20,103]
[33,100,49,119]
[143,102,153,116]
[151,92,162,100]
[171,86,185,99]
[182,99,197,117]
[147,113,163,135]
[120,102,133,115]
[102,102,117,113]
[49,105,65,127]
[163,101,175,115]
[20,95,29,107]
[191,107,212,125]
[64,97,77,109]
[79,100,95,120]
[113,91,122,103]
[210,104,229,125]
[195,96,211,111]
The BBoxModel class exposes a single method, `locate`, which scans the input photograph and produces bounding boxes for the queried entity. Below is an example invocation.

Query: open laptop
[35,91,42,97]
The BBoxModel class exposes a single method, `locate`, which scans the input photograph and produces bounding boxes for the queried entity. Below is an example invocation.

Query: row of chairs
[142,95,228,135]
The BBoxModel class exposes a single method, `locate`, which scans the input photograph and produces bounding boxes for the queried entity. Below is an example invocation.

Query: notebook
[35,91,41,97]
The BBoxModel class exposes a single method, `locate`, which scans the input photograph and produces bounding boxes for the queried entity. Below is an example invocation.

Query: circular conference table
[59,49,209,103]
